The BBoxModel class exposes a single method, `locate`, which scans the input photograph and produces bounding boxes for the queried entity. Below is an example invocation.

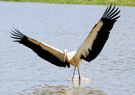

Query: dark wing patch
[81,5,120,62]
[11,29,70,68]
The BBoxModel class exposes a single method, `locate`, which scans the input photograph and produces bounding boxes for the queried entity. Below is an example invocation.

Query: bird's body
[65,50,79,66]
[11,5,120,84]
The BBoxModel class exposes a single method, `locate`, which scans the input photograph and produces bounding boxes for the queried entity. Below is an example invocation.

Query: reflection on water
[19,84,106,95]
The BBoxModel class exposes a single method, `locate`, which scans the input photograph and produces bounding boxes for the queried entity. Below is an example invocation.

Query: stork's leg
[72,66,76,80]
[77,67,81,85]
[77,68,81,80]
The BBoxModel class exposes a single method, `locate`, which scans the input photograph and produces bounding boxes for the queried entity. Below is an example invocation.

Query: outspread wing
[11,29,70,68]
[74,5,120,62]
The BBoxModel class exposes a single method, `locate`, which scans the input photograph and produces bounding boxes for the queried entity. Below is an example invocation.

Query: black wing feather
[82,5,120,62]
[11,29,70,68]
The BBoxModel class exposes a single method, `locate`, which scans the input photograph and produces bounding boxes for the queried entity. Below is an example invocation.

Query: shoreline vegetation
[7,0,135,6]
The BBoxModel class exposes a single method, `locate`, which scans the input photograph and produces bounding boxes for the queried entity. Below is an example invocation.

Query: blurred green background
[7,0,135,6]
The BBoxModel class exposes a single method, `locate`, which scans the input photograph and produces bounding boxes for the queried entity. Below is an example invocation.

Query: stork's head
[63,49,68,62]
[64,49,68,53]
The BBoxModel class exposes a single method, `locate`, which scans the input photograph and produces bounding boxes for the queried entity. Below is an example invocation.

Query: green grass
[8,0,135,6]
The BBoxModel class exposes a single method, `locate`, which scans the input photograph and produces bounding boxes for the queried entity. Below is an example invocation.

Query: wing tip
[10,28,26,42]
[102,4,121,21]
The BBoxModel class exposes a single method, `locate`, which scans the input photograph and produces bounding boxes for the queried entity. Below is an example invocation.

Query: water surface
[0,2,135,95]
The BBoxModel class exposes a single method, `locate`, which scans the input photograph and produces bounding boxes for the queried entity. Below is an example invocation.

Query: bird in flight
[11,5,120,84]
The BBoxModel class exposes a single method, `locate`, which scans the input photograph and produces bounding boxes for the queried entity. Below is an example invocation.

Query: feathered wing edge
[11,29,70,68]
[74,5,120,62]
[102,5,120,21]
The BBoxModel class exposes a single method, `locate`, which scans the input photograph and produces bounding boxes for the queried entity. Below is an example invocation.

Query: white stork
[11,5,120,83]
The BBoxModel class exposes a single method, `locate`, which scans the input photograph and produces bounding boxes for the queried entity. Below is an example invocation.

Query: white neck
[63,50,68,62]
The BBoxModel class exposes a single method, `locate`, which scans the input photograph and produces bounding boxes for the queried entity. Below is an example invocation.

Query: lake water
[0,1,135,95]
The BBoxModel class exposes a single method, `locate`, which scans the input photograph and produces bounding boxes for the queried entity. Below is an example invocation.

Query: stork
[11,5,120,84]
